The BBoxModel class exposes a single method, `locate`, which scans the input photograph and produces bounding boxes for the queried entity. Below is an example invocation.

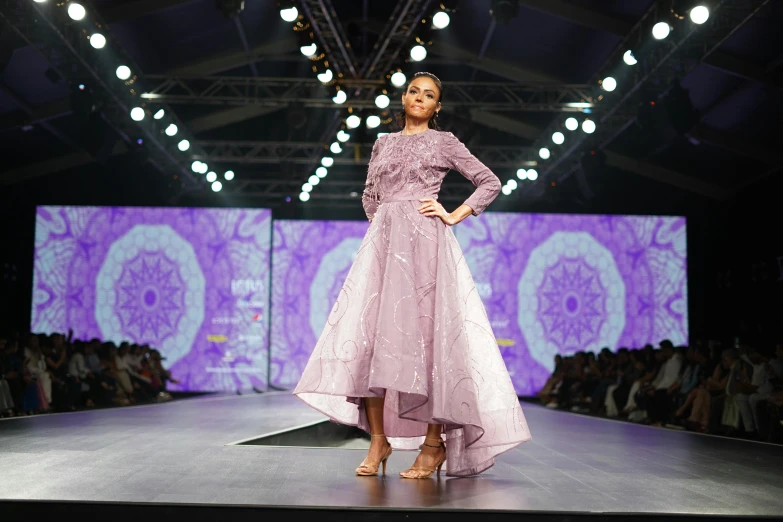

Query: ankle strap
[422,437,444,448]
[371,434,387,438]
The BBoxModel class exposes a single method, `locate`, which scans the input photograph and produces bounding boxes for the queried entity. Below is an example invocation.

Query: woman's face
[402,76,441,124]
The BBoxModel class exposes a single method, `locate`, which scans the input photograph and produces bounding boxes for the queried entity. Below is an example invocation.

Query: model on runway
[294,72,531,478]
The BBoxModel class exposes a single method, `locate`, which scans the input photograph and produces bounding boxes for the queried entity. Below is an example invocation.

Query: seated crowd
[537,340,783,443]
[0,331,179,417]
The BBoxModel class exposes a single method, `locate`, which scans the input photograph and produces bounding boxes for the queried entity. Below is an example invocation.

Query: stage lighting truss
[140,76,595,112]
[7,0,218,193]
[193,141,538,170]
[510,0,754,203]
[280,0,454,203]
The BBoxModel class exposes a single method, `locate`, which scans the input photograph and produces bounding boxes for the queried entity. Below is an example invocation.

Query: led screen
[31,206,272,392]
[270,214,687,394]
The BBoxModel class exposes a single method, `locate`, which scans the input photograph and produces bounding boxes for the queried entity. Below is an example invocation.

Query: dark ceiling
[0,0,781,215]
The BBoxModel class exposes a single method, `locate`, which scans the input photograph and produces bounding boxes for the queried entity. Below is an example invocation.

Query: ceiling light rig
[508,1,714,198]
[295,5,459,203]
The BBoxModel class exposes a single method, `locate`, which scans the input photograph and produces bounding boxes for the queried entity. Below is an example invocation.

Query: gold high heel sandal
[400,436,447,479]
[356,434,393,476]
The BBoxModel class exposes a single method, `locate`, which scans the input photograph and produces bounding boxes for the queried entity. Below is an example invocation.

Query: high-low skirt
[293,197,531,476]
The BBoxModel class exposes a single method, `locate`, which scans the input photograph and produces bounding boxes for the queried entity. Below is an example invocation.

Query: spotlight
[300,43,317,57]
[309,175,320,186]
[317,69,333,83]
[224,170,235,180]
[516,168,528,180]
[153,109,165,120]
[336,130,350,142]
[280,6,298,22]
[527,169,539,181]
[136,138,143,146]
[116,65,131,80]
[302,182,313,193]
[321,157,334,167]
[78,84,86,91]
[539,147,551,160]
[299,192,310,202]
[130,107,145,121]
[90,33,106,49]
[346,115,361,129]
[68,3,86,21]
[390,71,406,88]
[165,123,178,136]
[623,50,638,65]
[316,167,328,178]
[191,161,203,173]
[582,119,596,134]
[552,132,565,145]
[501,185,513,196]
[330,142,342,154]
[33,0,47,2]
[565,117,579,131]
[652,22,671,40]
[507,179,518,190]
[366,115,381,129]
[178,139,190,151]
[206,171,217,182]
[602,77,617,92]
[375,94,390,109]
[432,11,450,29]
[332,89,347,105]
[690,5,709,24]
[410,45,427,62]
[198,163,208,174]
[212,181,223,192]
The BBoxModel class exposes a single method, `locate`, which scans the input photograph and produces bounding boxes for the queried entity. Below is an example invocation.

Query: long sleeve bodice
[361,130,501,221]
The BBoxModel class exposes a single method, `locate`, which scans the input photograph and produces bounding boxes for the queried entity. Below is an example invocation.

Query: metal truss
[193,140,537,168]
[361,0,435,79]
[275,0,437,202]
[142,75,593,112]
[297,0,360,78]
[0,0,201,189]
[519,0,772,199]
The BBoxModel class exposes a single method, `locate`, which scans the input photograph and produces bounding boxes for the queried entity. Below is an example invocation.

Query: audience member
[535,338,783,445]
[0,330,180,417]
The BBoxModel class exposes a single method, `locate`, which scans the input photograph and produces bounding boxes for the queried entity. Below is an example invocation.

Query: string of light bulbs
[500,2,712,197]
[279,1,457,203]
[33,0,232,193]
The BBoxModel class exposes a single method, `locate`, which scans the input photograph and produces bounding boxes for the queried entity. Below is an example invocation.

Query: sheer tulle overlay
[293,130,531,476]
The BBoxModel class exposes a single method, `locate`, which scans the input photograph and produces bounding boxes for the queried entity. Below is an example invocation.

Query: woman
[294,72,531,479]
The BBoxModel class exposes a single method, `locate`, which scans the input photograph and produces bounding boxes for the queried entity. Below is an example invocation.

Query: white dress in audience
[68,352,90,392]
[652,353,683,391]
[25,347,52,404]
[114,355,135,395]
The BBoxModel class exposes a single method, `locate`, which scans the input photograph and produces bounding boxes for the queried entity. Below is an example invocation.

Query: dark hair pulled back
[394,72,443,130]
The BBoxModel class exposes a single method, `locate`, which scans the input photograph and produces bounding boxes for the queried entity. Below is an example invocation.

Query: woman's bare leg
[357,397,391,472]
[676,389,697,417]
[400,423,445,478]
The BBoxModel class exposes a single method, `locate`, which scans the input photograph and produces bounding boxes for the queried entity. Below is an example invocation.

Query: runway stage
[1,393,781,521]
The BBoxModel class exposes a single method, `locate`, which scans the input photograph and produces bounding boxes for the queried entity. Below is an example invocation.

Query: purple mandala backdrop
[270,214,687,395]
[270,220,370,388]
[455,213,688,395]
[31,206,272,392]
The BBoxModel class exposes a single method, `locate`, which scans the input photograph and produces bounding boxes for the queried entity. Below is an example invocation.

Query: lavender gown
[293,129,531,476]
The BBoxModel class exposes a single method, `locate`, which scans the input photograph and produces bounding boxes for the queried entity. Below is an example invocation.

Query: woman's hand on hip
[418,198,454,226]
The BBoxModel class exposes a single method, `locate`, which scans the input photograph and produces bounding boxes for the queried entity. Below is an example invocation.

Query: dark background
[1,0,781,346]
